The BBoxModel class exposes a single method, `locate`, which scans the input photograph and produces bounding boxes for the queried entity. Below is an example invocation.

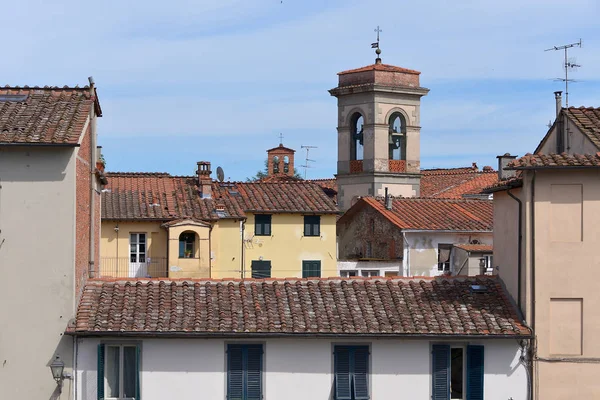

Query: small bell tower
[266,144,295,177]
[329,31,429,210]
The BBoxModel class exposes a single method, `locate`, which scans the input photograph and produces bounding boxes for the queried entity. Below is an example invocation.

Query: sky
[2,0,599,180]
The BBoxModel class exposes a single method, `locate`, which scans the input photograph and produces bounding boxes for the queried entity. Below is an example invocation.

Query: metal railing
[99,257,168,278]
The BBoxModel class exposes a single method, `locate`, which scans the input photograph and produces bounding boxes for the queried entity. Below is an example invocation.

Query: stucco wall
[242,213,337,278]
[211,219,243,279]
[538,120,598,155]
[76,337,527,400]
[404,231,493,276]
[0,146,77,400]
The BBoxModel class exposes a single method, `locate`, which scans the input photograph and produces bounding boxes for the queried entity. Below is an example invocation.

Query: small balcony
[349,160,363,173]
[388,160,406,172]
[98,257,168,278]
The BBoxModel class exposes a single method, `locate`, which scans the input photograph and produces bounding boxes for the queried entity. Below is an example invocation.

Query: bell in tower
[329,40,429,210]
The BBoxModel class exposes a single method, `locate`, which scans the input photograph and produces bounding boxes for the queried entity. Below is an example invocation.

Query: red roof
[420,166,498,199]
[73,276,530,337]
[340,197,493,232]
[566,107,600,148]
[507,153,600,169]
[102,172,338,220]
[338,63,421,75]
[0,86,100,145]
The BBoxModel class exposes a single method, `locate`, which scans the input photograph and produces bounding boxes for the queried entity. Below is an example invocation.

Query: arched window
[273,156,280,174]
[350,113,364,161]
[388,112,407,160]
[283,156,290,173]
[179,231,196,258]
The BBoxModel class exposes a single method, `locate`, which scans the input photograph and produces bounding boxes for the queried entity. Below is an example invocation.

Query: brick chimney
[197,161,212,198]
[554,91,562,117]
[496,153,517,181]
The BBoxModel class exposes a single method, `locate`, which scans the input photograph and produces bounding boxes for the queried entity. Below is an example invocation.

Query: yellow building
[100,160,338,279]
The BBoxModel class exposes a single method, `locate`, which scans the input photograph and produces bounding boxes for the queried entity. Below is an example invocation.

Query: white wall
[77,337,527,400]
[404,231,493,276]
[0,146,77,400]
[338,260,402,276]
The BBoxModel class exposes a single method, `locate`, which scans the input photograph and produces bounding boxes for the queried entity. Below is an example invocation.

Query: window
[304,215,320,236]
[251,260,271,278]
[350,113,364,161]
[254,215,272,236]
[388,112,406,160]
[334,346,369,400]
[431,345,484,400]
[129,233,146,263]
[361,270,379,277]
[302,260,321,278]
[340,270,357,278]
[98,344,140,400]
[178,232,195,258]
[227,344,263,400]
[437,244,452,272]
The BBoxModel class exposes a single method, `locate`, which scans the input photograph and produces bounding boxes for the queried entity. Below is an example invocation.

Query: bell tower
[329,48,429,210]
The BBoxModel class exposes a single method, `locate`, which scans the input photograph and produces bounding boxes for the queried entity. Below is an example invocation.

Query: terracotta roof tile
[74,277,530,337]
[453,244,493,252]
[102,172,338,221]
[338,63,421,75]
[566,107,600,149]
[507,152,600,169]
[420,166,498,199]
[347,197,493,232]
[0,86,99,145]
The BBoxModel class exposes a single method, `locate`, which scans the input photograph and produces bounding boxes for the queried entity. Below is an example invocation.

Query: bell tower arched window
[272,156,280,174]
[350,113,364,161]
[388,112,406,160]
[283,156,290,173]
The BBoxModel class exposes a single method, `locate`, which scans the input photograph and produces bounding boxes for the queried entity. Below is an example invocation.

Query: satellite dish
[216,166,225,182]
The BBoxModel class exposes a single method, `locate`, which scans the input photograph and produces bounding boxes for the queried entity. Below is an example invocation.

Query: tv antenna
[300,145,317,179]
[545,39,582,107]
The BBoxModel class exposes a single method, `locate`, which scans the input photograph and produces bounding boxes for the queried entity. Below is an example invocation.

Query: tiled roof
[73,277,530,337]
[338,63,421,75]
[340,197,493,232]
[102,172,338,221]
[481,176,523,193]
[566,107,600,148]
[454,244,493,253]
[506,153,600,169]
[421,166,498,199]
[0,86,100,145]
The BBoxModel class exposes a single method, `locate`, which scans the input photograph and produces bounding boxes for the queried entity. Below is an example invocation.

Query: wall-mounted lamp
[259,256,264,261]
[114,225,120,233]
[49,356,65,384]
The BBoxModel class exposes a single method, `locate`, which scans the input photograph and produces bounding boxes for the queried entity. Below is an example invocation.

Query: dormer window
[388,112,406,160]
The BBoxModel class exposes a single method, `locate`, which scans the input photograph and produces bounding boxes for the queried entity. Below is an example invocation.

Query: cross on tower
[371,26,383,61]
[278,132,284,145]
[374,26,382,43]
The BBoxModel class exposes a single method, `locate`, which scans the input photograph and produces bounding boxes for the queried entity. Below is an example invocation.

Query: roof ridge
[1,85,91,90]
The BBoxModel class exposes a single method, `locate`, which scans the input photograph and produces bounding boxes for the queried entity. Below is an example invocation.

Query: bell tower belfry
[329,48,429,210]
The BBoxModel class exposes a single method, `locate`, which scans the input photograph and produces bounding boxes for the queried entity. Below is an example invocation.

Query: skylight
[0,94,28,102]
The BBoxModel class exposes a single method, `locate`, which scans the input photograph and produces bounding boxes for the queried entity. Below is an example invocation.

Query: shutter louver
[466,345,484,400]
[245,345,263,400]
[432,345,450,400]
[135,345,141,400]
[353,347,369,400]
[227,345,244,400]
[335,347,352,400]
[97,344,105,400]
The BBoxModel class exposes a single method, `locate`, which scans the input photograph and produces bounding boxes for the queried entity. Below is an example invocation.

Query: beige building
[329,55,429,210]
[488,131,600,398]
[0,84,104,399]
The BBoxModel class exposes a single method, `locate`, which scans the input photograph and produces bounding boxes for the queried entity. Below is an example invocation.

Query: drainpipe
[88,77,97,279]
[507,189,523,312]
[208,224,213,278]
[240,220,246,278]
[529,171,537,400]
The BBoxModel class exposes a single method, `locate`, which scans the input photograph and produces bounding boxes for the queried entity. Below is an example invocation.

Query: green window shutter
[227,345,244,400]
[334,346,352,400]
[135,345,141,400]
[303,216,320,236]
[314,216,320,236]
[432,345,450,400]
[251,261,271,279]
[245,345,263,400]
[264,215,271,235]
[179,239,185,258]
[97,344,105,400]
[302,261,321,278]
[353,347,369,400]
[466,345,484,400]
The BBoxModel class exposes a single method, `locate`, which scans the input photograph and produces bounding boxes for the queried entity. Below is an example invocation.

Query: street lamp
[50,356,65,384]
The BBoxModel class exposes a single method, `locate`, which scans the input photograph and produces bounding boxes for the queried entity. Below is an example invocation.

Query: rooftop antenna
[545,39,582,107]
[371,26,382,64]
[300,145,317,179]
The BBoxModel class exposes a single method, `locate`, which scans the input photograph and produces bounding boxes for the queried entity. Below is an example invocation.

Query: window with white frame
[98,344,140,400]
[361,270,380,277]
[340,270,358,278]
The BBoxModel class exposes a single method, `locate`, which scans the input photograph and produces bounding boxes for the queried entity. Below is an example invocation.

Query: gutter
[0,142,80,147]
[67,331,533,340]
[88,79,98,279]
[402,229,492,234]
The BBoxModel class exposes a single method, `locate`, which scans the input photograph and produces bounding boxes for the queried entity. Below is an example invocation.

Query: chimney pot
[554,91,563,117]
[496,154,517,181]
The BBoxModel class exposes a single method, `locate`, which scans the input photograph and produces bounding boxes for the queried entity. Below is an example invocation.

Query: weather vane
[371,26,382,62]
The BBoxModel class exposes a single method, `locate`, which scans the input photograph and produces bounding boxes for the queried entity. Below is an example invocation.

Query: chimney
[384,187,393,210]
[496,153,517,181]
[197,161,212,199]
[554,91,562,117]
